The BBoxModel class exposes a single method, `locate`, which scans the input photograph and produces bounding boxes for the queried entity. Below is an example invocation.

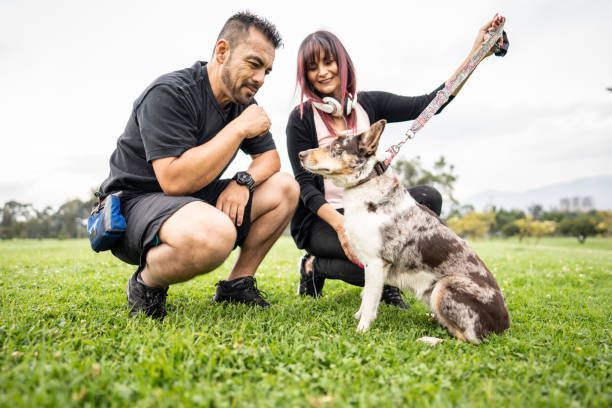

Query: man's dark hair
[217,11,282,49]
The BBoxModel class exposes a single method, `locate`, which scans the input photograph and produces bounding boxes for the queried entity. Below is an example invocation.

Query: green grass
[1,237,610,407]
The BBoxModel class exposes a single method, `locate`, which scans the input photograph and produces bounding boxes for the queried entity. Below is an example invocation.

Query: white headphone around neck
[311,94,357,118]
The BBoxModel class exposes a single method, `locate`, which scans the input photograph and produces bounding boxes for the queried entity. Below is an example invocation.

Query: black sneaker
[126,271,169,320]
[213,276,270,307]
[381,285,409,310]
[298,255,325,298]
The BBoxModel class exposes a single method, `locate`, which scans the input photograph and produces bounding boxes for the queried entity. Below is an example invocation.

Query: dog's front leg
[356,259,386,332]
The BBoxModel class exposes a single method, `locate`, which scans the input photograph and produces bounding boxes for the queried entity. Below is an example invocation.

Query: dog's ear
[359,119,386,156]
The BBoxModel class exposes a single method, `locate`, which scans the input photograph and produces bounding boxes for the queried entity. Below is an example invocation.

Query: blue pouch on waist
[87,193,126,252]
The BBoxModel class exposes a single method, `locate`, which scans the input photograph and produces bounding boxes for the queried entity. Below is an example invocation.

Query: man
[98,12,299,319]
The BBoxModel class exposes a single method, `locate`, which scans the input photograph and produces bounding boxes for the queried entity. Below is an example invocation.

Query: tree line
[1,157,610,242]
[446,205,612,243]
[1,198,95,239]
[393,158,611,243]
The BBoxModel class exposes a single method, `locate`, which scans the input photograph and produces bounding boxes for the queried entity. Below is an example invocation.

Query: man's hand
[233,105,271,139]
[473,13,506,56]
[216,181,250,226]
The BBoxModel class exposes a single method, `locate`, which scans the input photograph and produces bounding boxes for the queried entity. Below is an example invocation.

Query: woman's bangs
[302,37,334,68]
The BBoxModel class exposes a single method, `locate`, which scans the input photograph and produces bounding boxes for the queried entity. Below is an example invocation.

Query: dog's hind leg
[356,259,386,332]
[429,276,509,344]
[429,276,476,342]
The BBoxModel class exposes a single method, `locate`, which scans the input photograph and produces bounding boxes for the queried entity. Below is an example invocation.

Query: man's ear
[359,119,387,155]
[214,39,230,64]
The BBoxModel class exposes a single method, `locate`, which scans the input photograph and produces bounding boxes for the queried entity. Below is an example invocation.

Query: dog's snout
[298,151,307,160]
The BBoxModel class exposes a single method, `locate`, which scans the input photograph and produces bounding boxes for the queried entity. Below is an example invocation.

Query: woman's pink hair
[296,31,357,134]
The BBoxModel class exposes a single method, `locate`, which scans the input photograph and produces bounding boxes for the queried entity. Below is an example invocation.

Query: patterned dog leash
[373,23,508,176]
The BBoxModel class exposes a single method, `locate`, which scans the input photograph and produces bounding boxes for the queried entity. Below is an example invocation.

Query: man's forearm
[247,150,281,186]
[153,121,245,195]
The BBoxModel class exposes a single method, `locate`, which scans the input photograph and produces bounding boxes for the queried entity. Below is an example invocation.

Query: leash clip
[388,144,401,154]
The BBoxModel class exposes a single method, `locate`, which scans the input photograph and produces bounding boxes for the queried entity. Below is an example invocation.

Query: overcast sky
[1,0,610,209]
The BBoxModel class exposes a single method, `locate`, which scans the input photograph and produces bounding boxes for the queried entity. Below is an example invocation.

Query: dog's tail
[430,275,510,344]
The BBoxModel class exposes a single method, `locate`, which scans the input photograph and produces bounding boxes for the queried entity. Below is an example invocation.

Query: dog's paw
[356,319,372,332]
[356,313,376,332]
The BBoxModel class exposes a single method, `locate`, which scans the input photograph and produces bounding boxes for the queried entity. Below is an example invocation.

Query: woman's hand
[331,215,361,266]
[317,204,363,267]
[448,14,507,97]
[472,13,506,56]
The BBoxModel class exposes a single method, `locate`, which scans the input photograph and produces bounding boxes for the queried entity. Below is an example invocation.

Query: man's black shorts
[111,179,253,267]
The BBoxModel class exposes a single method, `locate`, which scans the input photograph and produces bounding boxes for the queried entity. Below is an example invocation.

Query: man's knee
[181,217,236,264]
[161,202,237,270]
[271,172,300,207]
[250,172,300,222]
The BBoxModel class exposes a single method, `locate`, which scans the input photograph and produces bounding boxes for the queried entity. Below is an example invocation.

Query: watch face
[237,173,248,184]
[235,172,253,189]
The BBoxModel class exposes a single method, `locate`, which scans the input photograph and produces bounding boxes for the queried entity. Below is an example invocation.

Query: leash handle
[383,22,505,167]
[445,23,505,95]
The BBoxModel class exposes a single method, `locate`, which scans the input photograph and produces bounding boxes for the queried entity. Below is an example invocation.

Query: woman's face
[306,49,341,99]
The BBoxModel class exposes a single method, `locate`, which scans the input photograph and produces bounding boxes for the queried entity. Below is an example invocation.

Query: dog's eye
[330,144,342,156]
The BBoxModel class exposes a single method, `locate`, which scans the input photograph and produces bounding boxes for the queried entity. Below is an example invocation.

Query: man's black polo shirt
[100,61,275,195]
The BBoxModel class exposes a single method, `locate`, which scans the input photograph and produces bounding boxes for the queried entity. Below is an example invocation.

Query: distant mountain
[464,175,612,211]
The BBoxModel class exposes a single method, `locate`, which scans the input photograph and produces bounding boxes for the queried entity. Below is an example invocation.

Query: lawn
[1,237,610,407]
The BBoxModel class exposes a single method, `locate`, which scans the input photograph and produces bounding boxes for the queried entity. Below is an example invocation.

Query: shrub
[559,214,598,244]
[513,217,557,242]
[447,211,495,238]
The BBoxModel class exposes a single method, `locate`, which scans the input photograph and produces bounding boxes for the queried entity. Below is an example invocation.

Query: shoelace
[245,278,269,302]
[145,287,168,307]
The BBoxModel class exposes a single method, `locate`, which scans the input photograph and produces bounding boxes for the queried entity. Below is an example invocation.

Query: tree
[513,218,531,242]
[595,211,612,237]
[559,214,599,244]
[529,220,556,242]
[513,217,556,242]
[447,211,495,239]
[26,206,54,238]
[1,195,95,239]
[501,221,520,237]
[540,210,567,223]
[447,203,475,219]
[55,198,94,239]
[1,201,36,239]
[491,207,525,236]
[393,156,458,205]
[528,204,544,220]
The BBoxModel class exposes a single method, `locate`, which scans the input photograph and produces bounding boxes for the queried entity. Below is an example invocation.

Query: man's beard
[221,65,257,105]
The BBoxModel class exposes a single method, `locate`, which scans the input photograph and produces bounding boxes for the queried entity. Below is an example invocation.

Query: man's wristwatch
[232,171,255,193]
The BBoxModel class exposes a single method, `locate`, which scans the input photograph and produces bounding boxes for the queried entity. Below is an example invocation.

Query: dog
[299,119,510,343]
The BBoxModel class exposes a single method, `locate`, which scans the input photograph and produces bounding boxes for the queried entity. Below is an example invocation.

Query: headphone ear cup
[345,97,353,116]
[317,96,354,117]
[322,97,343,117]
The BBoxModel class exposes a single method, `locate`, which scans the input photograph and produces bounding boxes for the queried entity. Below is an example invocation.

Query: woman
[286,15,506,306]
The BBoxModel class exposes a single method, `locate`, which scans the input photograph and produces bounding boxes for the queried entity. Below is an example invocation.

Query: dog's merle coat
[300,119,510,343]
